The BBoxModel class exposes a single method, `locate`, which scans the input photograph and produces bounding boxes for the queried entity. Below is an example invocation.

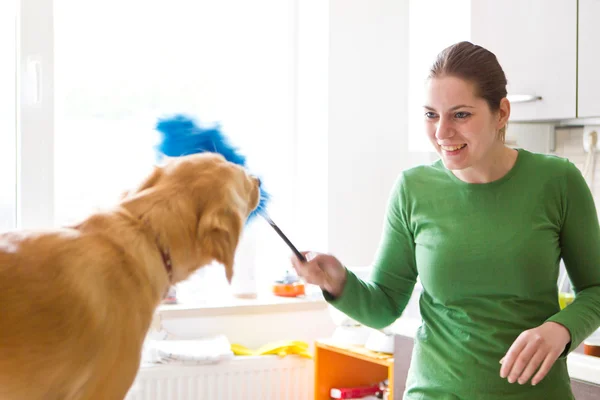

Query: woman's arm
[325,174,419,329]
[547,161,600,353]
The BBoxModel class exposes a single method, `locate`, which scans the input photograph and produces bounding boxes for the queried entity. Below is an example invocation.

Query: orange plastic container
[272,281,305,297]
[272,271,305,297]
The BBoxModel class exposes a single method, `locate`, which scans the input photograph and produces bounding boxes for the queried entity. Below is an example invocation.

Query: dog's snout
[251,175,261,187]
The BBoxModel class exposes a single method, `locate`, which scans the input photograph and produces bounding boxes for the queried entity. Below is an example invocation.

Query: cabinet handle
[507,94,542,103]
[25,56,42,105]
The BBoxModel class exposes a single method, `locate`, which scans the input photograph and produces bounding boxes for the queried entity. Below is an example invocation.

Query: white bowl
[365,329,395,354]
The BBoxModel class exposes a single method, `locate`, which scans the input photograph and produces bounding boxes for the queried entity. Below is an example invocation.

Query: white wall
[294,0,330,255]
[327,0,430,267]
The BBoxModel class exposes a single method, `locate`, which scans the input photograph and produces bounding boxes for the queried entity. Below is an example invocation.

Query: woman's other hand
[500,321,571,386]
[290,252,347,298]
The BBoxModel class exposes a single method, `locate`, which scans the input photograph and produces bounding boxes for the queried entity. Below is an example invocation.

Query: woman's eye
[455,111,470,119]
[424,112,437,119]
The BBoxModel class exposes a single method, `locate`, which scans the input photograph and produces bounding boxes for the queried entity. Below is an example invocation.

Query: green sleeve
[324,175,419,330]
[547,161,600,354]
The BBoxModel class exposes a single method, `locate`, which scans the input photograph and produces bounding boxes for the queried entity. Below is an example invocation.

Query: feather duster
[154,114,305,262]
[154,114,269,222]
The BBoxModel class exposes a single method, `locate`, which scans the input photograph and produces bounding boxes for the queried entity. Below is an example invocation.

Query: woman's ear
[197,208,243,283]
[498,97,511,130]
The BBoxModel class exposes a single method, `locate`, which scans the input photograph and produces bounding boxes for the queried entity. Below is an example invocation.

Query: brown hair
[429,41,508,142]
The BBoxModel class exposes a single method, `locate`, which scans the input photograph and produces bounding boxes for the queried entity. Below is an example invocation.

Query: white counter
[389,316,600,386]
[566,352,600,385]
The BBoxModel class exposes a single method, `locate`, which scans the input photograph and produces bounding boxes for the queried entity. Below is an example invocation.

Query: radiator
[125,356,313,400]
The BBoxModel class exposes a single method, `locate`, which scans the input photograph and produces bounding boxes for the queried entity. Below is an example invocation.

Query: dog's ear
[197,208,243,283]
[122,166,164,200]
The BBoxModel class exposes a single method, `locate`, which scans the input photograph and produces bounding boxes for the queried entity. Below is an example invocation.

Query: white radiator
[126,356,313,400]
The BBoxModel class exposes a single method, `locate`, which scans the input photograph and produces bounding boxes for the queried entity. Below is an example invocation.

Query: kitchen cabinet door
[577,0,600,118]
[471,0,577,122]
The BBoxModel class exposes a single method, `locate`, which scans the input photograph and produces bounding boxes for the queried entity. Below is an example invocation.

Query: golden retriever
[0,153,261,400]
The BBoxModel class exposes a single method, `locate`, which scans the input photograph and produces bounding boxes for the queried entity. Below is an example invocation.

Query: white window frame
[0,0,18,231]
[16,0,329,308]
[17,0,55,229]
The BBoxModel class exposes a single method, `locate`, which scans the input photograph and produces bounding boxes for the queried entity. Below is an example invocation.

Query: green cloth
[327,149,600,399]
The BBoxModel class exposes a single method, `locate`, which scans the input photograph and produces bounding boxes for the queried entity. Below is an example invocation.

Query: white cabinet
[470,0,577,122]
[578,0,600,118]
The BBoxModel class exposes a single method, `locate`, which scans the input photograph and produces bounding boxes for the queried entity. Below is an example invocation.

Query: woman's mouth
[440,144,467,154]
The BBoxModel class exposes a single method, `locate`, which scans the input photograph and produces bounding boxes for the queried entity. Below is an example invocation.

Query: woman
[291,41,600,399]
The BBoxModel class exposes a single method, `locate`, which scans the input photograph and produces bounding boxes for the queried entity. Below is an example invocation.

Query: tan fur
[0,153,260,400]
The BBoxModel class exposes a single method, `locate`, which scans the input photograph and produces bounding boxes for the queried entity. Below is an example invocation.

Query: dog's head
[122,152,261,283]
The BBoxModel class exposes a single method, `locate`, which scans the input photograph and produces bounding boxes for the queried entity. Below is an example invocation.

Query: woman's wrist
[324,265,347,298]
[545,321,571,345]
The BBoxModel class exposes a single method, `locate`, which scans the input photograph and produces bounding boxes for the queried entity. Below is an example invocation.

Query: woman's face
[423,75,507,171]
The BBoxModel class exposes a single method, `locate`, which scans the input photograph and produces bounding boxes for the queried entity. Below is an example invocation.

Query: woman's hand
[500,321,571,386]
[290,252,347,298]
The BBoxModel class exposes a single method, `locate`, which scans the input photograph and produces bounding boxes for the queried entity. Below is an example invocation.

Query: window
[18,0,308,301]
[0,0,17,231]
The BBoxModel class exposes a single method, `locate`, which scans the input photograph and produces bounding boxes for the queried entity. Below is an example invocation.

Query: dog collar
[155,239,173,282]
[160,248,173,280]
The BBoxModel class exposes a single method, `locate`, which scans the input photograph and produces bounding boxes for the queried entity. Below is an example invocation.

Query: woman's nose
[435,119,454,140]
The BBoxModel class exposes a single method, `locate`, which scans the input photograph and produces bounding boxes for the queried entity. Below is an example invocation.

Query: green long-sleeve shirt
[327,149,600,399]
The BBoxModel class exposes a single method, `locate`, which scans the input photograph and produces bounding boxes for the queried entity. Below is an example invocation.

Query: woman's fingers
[290,252,346,297]
[531,352,560,386]
[296,251,312,261]
[515,349,546,385]
[500,335,528,379]
[506,341,540,383]
[290,253,325,285]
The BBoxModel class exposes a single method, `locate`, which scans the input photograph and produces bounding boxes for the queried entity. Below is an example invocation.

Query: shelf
[314,339,394,400]
[316,339,394,367]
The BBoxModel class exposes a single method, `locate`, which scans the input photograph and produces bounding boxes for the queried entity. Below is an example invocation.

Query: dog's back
[0,226,150,400]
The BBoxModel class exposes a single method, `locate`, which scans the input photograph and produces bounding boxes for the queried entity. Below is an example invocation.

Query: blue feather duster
[154,114,269,222]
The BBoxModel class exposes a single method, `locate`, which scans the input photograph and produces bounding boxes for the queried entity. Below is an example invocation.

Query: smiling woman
[291,41,600,400]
